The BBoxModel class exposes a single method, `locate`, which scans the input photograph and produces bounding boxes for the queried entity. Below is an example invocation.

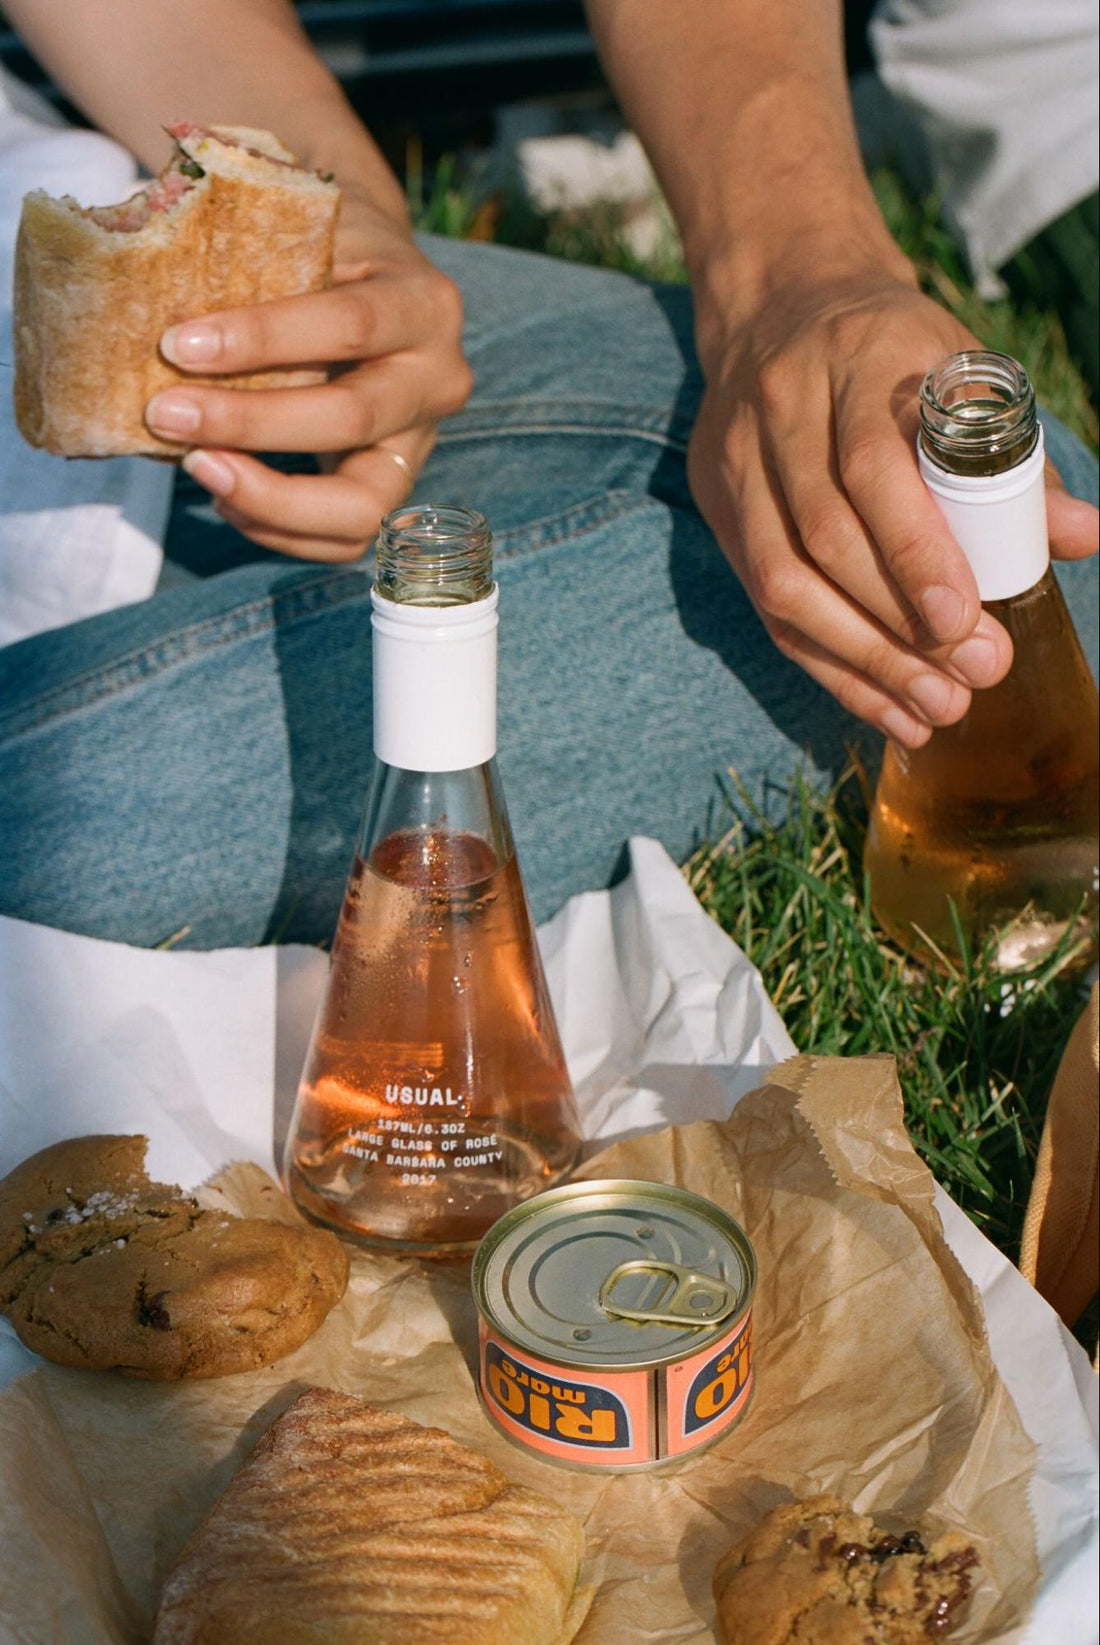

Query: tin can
[472,1178,756,1471]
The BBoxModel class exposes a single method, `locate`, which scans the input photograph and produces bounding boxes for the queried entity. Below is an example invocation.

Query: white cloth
[0,68,170,646]
[0,836,1096,1643]
[871,0,1100,294]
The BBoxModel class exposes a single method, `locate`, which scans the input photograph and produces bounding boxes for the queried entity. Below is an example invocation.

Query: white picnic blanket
[0,837,1096,1643]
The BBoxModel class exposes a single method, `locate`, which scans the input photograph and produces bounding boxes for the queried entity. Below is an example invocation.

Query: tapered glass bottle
[284,505,582,1254]
[864,351,1099,971]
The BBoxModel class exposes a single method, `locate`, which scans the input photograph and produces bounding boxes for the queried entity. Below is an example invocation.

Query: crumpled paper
[0,1056,1037,1643]
[0,837,1095,1642]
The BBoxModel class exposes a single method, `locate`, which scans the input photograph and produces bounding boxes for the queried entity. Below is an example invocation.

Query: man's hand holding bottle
[584,0,1099,744]
[687,261,1100,748]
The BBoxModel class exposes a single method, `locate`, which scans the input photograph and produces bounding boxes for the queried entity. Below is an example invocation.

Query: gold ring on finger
[376,446,414,486]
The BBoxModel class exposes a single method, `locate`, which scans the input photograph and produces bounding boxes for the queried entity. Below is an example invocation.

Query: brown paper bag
[0,1054,1040,1642]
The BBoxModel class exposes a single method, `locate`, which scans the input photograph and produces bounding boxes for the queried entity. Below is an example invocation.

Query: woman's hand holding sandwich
[145,186,472,561]
[4,0,473,561]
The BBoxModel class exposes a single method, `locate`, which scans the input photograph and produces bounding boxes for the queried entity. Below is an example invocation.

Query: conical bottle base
[284,1125,583,1258]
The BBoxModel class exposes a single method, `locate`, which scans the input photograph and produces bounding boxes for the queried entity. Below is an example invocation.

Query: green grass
[685,769,1093,1261]
[414,154,1098,1336]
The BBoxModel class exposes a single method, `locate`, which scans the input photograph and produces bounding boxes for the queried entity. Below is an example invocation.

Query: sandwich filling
[77,125,331,234]
[86,164,197,233]
[82,136,205,234]
[168,121,304,172]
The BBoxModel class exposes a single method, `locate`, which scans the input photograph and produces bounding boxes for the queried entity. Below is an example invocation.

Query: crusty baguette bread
[152,1387,590,1645]
[13,124,340,458]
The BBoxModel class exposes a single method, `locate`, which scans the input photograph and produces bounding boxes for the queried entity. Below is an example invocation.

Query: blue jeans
[1,237,1097,947]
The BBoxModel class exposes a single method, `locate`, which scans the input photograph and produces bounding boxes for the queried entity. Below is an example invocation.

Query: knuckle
[752,561,803,625]
[439,354,473,416]
[859,632,901,689]
[883,530,936,585]
[329,382,375,448]
[829,309,873,355]
[330,288,378,357]
[754,359,791,421]
[720,419,753,474]
[799,508,850,575]
[827,670,867,717]
[428,271,465,338]
[204,392,252,448]
[838,431,891,497]
[765,618,802,661]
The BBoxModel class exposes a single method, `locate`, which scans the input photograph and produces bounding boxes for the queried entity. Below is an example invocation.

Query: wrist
[690,207,918,374]
[282,96,412,236]
[338,175,413,239]
[667,76,916,365]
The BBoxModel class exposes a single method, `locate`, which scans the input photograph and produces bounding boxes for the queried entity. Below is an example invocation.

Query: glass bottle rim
[919,350,1038,469]
[376,504,493,605]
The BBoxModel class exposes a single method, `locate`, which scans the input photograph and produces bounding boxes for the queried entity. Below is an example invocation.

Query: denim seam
[0,566,372,739]
[436,402,690,451]
[1,493,662,737]
[492,489,656,559]
[444,393,679,417]
[460,290,690,354]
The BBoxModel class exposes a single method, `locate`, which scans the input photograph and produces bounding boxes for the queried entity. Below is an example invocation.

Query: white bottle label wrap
[918,428,1049,602]
[371,586,498,771]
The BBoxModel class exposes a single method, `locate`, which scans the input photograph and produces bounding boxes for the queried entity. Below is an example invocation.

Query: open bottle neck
[375,504,493,605]
[371,505,499,771]
[919,351,1039,475]
[917,352,1049,602]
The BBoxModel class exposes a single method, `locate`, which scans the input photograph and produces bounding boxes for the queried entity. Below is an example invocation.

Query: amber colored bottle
[283,505,582,1254]
[864,351,1099,971]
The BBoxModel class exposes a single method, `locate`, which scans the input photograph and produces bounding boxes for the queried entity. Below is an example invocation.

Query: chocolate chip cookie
[0,1135,349,1378]
[713,1494,979,1643]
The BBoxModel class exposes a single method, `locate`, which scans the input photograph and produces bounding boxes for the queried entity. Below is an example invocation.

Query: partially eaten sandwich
[13,122,340,457]
[152,1386,591,1645]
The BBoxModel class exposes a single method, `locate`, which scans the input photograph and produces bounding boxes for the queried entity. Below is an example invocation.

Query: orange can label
[663,1310,754,1459]
[471,1179,757,1471]
[479,1321,654,1468]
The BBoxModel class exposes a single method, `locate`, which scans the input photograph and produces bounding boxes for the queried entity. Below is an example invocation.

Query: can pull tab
[598,1260,738,1328]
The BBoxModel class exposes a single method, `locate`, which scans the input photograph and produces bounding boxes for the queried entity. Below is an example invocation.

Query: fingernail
[182,450,235,497]
[161,323,222,366]
[881,707,930,746]
[146,393,202,437]
[918,584,966,639]
[908,673,958,722]
[949,633,1000,686]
